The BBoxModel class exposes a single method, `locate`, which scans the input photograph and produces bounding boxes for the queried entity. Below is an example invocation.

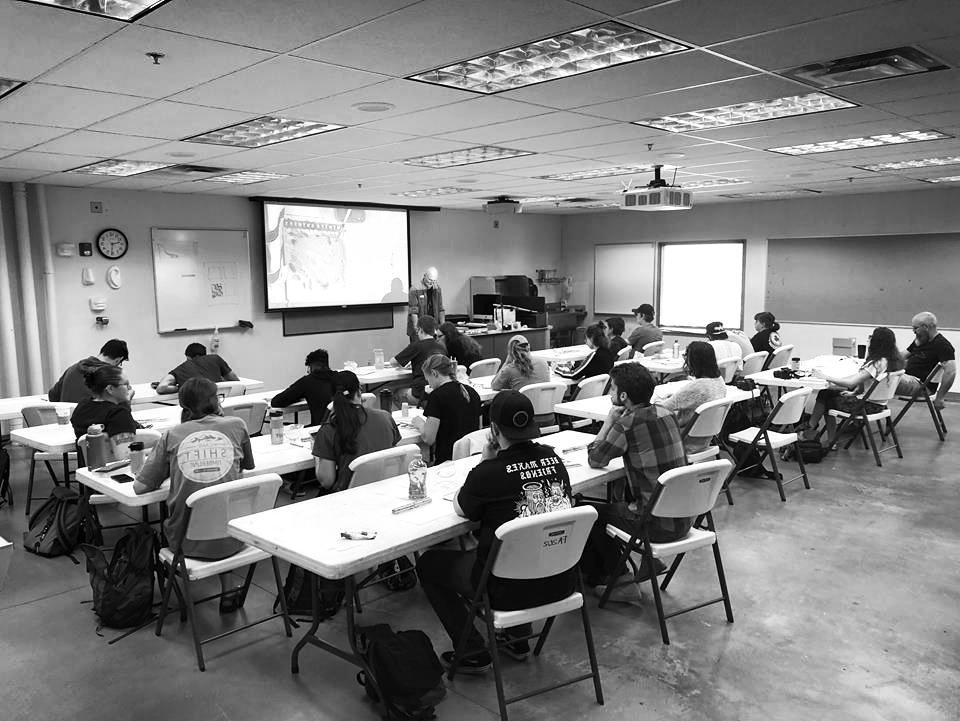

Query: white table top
[748,355,862,390]
[228,430,622,580]
[531,345,592,364]
[0,397,75,423]
[466,374,574,402]
[554,381,756,422]
[352,365,412,386]
[637,353,686,375]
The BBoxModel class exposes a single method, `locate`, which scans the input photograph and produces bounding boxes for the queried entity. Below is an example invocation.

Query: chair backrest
[347,445,422,487]
[642,340,664,357]
[649,460,732,519]
[469,358,501,378]
[491,506,597,580]
[769,387,811,425]
[216,380,246,398]
[183,474,281,543]
[452,429,490,460]
[22,405,59,427]
[765,344,795,370]
[717,357,739,383]
[683,397,735,440]
[864,369,906,404]
[221,399,268,436]
[519,382,567,415]
[613,358,639,368]
[925,363,945,385]
[740,351,768,376]
[360,392,378,410]
[616,346,632,361]
[576,374,609,400]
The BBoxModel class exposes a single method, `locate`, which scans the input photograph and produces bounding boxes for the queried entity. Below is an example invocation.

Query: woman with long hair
[555,323,615,382]
[438,322,483,370]
[134,378,255,612]
[806,327,904,441]
[414,354,482,463]
[606,317,628,357]
[312,370,400,492]
[70,364,140,456]
[655,341,727,453]
[751,311,783,353]
[490,334,551,392]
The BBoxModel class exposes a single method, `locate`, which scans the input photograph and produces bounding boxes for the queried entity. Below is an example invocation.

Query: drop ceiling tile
[499,51,753,109]
[733,119,937,150]
[832,68,960,105]
[171,57,388,113]
[267,127,416,156]
[0,122,72,151]
[122,140,239,163]
[0,151,102,172]
[89,101,254,139]
[460,153,595,173]
[876,92,960,117]
[140,0,417,52]
[576,1,667,14]
[0,84,148,128]
[41,26,272,99]
[31,172,110,187]
[563,135,717,161]
[31,130,161,157]
[0,167,50,182]
[293,0,605,76]
[360,97,549,135]
[503,122,658,153]
[259,156,381,175]
[439,113,614,146]
[0,1,123,81]
[334,137,475,163]
[712,0,960,71]
[921,34,960,66]
[93,175,187,190]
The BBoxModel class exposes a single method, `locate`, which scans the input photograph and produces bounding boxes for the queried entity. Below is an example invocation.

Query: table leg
[62,452,71,488]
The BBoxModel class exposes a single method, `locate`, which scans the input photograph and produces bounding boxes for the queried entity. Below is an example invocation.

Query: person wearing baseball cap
[627,303,662,356]
[707,320,753,360]
[416,390,575,673]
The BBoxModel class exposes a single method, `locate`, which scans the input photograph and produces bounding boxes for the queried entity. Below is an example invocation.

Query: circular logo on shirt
[176,430,234,483]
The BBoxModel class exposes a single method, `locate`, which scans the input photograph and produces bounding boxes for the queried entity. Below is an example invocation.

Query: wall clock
[96,228,128,260]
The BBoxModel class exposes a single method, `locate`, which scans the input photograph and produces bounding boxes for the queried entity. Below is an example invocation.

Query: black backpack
[357,623,446,721]
[376,555,418,592]
[23,487,102,561]
[781,439,829,464]
[274,564,345,620]
[78,524,157,630]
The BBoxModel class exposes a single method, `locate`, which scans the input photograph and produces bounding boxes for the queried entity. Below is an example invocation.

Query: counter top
[459,325,549,337]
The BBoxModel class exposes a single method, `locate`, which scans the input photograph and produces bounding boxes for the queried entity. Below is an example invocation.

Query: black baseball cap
[490,390,540,441]
[705,322,728,340]
[631,303,655,316]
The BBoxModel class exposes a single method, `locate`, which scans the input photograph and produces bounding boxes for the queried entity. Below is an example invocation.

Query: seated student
[655,341,727,454]
[312,371,400,492]
[388,315,445,404]
[806,326,904,441]
[896,311,957,410]
[48,338,129,403]
[606,317,629,357]
[490,334,551,392]
[416,391,575,671]
[579,363,688,604]
[705,322,744,363]
[627,303,663,355]
[414,354,481,463]
[751,312,783,354]
[271,348,337,425]
[555,323,615,382]
[134,378,255,612]
[156,343,239,394]
[70,365,141,457]
[438,322,482,370]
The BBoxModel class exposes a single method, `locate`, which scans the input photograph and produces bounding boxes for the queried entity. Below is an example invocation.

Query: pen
[392,497,432,514]
[561,445,587,454]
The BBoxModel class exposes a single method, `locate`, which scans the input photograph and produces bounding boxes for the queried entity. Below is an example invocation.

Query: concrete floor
[1,407,958,721]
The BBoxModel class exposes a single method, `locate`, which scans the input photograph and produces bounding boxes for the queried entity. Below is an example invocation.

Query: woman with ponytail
[490,334,551,392]
[416,354,482,463]
[70,364,140,454]
[751,311,783,354]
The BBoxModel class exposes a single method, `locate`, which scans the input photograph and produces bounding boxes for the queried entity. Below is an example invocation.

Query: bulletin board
[594,243,656,315]
[151,228,253,333]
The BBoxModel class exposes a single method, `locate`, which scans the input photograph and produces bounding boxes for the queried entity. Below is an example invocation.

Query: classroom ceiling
[1,0,959,213]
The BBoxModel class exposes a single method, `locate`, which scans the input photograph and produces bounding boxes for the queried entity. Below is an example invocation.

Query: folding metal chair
[566,374,609,430]
[347,446,422,488]
[826,370,905,467]
[762,344,795,371]
[469,358,502,378]
[892,363,947,441]
[452,429,490,460]
[21,405,77,515]
[519,382,567,435]
[681,397,736,465]
[641,341,664,357]
[220,398,268,436]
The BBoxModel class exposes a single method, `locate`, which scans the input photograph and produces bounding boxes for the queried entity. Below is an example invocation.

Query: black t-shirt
[70,398,139,439]
[271,369,337,425]
[457,441,575,610]
[423,381,481,463]
[169,354,233,386]
[446,336,482,369]
[560,346,615,382]
[750,328,782,353]
[609,336,628,357]
[395,339,445,390]
[906,333,955,381]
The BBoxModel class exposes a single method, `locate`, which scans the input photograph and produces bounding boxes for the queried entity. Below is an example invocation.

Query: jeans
[896,374,925,397]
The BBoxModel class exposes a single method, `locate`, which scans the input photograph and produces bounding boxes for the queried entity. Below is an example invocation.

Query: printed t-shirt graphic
[176,430,235,483]
[506,454,573,518]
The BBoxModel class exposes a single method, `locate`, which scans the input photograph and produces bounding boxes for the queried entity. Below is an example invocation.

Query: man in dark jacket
[47,338,129,402]
[271,348,338,425]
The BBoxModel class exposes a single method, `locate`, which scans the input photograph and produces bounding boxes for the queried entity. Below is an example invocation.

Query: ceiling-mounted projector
[620,165,693,211]
[484,196,521,214]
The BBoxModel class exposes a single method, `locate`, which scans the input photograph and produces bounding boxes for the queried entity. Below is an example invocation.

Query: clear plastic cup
[284,423,303,444]
[55,407,71,425]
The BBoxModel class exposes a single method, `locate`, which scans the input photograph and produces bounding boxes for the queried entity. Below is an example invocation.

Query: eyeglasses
[110,381,132,389]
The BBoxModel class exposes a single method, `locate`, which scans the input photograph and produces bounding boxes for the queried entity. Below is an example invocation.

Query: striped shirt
[587,404,690,537]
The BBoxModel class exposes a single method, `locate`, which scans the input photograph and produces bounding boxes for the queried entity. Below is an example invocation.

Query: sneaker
[594,582,643,605]
[441,650,492,675]
[495,632,530,661]
[635,558,667,582]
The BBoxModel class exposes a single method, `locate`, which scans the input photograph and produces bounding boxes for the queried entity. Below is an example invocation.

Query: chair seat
[88,494,116,506]
[158,544,270,581]
[491,592,583,629]
[606,524,716,556]
[687,446,719,464]
[729,427,798,449]
[828,408,891,421]
[539,424,560,435]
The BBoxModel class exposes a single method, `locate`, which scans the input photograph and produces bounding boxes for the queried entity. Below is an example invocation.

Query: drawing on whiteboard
[204,262,239,306]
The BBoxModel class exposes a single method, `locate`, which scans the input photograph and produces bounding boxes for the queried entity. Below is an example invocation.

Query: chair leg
[271,557,293,637]
[886,418,903,459]
[646,558,670,645]
[483,610,509,721]
[928,397,947,439]
[766,448,787,502]
[533,616,554,656]
[712,541,734,624]
[237,564,257,605]
[794,441,810,490]
[25,457,37,516]
[177,569,206,671]
[863,421,882,467]
[660,553,685,592]
[598,537,636,609]
[155,563,177,637]
[578,597,604,705]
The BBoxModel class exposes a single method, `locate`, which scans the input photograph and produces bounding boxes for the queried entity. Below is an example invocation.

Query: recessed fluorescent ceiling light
[0,77,23,99]
[577,201,621,208]
[205,171,291,184]
[721,189,823,199]
[922,175,960,183]
[187,116,343,148]
[409,21,686,94]
[782,46,947,89]
[769,130,951,155]
[71,159,172,176]
[22,0,169,21]
[858,155,960,171]
[393,187,476,197]
[403,145,532,168]
[535,164,676,181]
[517,195,575,204]
[635,93,854,132]
[681,178,750,190]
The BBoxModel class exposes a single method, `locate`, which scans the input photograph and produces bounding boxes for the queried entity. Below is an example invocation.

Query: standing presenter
[407,266,445,344]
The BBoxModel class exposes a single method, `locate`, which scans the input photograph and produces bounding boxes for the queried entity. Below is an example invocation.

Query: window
[657,242,745,330]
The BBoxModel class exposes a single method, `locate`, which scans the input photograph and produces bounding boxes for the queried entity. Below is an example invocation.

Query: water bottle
[373,348,384,370]
[269,409,284,445]
[407,455,427,500]
[86,424,110,470]
[673,339,680,359]
[128,441,145,475]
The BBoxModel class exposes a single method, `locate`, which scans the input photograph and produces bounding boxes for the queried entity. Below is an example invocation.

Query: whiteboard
[594,243,655,315]
[151,228,253,333]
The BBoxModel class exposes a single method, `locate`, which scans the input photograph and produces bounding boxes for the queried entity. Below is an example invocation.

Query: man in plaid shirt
[580,363,690,603]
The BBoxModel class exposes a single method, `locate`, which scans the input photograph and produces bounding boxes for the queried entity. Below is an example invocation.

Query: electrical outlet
[492,219,500,229]
[90,201,103,213]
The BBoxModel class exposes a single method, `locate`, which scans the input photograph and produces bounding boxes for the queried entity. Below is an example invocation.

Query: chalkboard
[766,234,960,329]
[151,228,253,333]
[594,243,655,315]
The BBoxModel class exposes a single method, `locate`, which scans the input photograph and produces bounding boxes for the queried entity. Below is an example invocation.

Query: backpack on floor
[376,555,418,592]
[273,564,345,620]
[78,523,157,630]
[356,623,445,721]
[781,439,829,464]
[23,487,102,560]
